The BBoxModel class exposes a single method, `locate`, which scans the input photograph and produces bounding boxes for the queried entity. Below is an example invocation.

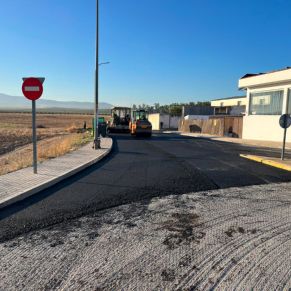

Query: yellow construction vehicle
[129,109,152,137]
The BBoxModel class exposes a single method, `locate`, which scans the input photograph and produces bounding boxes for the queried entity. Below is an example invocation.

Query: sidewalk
[0,137,112,209]
[177,131,291,150]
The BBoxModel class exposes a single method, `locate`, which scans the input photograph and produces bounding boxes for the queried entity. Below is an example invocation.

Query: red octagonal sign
[22,77,43,101]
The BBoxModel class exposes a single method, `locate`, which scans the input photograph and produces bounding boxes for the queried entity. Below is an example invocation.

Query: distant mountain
[0,93,113,111]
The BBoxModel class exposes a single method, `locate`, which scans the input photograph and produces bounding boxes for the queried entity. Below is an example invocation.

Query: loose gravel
[0,182,291,290]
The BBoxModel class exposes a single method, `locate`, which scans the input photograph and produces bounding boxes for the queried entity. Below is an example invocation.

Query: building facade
[239,67,291,142]
[211,96,246,115]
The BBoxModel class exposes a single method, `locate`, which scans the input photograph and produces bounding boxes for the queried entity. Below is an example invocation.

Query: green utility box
[92,117,107,137]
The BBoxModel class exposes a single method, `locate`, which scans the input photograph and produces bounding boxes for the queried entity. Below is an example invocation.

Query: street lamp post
[93,0,100,149]
[99,62,110,66]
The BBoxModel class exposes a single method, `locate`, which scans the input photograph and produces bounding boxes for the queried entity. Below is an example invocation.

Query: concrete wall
[182,106,213,117]
[160,115,180,129]
[243,115,289,142]
[148,114,181,130]
[184,115,210,120]
[148,113,160,130]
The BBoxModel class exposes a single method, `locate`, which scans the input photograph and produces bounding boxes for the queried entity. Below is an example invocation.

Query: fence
[179,116,243,138]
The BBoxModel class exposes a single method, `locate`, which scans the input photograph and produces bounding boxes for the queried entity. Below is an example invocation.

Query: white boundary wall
[148,114,181,130]
[184,115,210,120]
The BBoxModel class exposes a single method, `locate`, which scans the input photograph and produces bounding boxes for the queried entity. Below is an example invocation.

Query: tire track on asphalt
[209,224,291,290]
[0,184,291,290]
[245,237,291,291]
[174,201,290,290]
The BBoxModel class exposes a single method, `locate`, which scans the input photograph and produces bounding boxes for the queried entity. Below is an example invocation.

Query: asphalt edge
[240,154,291,171]
[0,138,113,209]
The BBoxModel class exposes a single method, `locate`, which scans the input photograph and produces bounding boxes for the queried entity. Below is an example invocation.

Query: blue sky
[0,0,291,106]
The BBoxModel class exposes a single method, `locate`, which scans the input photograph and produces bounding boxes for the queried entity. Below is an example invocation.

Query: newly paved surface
[1,133,291,242]
[0,138,112,208]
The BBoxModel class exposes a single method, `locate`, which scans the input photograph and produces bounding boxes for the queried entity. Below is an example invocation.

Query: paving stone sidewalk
[177,131,291,150]
[0,137,112,209]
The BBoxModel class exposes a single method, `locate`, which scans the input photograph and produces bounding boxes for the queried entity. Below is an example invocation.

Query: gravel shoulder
[1,182,290,290]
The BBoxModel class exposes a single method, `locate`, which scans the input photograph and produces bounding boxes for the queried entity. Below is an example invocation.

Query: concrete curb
[0,138,113,209]
[240,154,291,171]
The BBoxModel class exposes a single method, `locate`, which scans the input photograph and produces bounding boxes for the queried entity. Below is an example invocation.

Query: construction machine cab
[132,109,148,121]
[108,106,131,133]
[111,107,131,125]
[130,109,152,137]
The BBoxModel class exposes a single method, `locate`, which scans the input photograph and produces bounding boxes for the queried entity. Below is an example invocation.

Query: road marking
[240,154,291,172]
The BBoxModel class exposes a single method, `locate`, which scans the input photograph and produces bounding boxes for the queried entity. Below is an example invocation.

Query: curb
[0,139,113,209]
[240,154,291,171]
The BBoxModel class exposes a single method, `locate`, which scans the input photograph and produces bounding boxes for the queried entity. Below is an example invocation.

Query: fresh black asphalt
[1,133,291,242]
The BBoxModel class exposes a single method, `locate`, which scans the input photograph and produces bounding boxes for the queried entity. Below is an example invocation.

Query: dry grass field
[0,113,94,155]
[0,112,109,175]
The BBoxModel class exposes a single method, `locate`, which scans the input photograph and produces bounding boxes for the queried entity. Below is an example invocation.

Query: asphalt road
[1,133,291,242]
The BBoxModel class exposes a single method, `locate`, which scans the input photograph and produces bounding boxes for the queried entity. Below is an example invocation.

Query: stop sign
[22,77,43,101]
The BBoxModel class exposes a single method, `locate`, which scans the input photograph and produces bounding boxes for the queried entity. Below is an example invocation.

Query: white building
[148,113,180,130]
[211,96,246,115]
[239,67,291,142]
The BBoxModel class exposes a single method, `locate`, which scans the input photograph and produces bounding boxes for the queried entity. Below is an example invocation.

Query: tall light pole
[93,0,100,149]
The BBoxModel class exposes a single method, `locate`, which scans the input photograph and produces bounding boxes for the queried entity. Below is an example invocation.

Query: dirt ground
[1,182,290,290]
[0,113,111,156]
[0,113,95,155]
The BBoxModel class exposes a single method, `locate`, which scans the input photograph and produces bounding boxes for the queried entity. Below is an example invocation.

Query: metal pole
[93,0,101,149]
[32,100,37,173]
[281,127,287,160]
[169,106,171,129]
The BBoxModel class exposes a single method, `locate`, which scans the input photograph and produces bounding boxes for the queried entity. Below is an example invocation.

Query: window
[249,90,283,115]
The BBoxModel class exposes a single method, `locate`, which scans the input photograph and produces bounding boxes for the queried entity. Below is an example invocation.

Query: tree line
[132,101,211,116]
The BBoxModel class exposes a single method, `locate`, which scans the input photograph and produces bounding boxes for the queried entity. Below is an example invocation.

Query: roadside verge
[240,154,291,171]
[0,137,113,209]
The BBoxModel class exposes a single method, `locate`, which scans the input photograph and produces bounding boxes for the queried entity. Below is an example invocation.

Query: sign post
[22,77,45,174]
[279,114,291,160]
[32,99,37,173]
